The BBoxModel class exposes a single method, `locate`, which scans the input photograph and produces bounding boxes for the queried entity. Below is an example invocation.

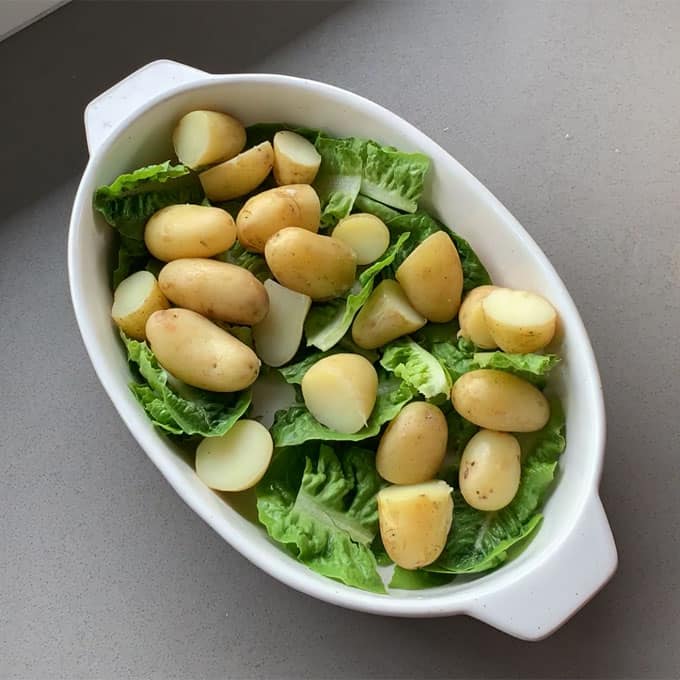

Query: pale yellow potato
[482,288,557,353]
[459,429,521,511]
[458,285,499,349]
[273,131,322,185]
[146,308,260,392]
[195,420,273,491]
[144,204,236,262]
[396,231,463,322]
[199,141,273,201]
[351,279,426,350]
[376,402,448,484]
[301,353,378,433]
[264,227,356,300]
[236,184,320,253]
[172,110,246,169]
[111,270,169,340]
[252,280,311,367]
[158,258,269,326]
[378,480,453,569]
[451,369,550,432]
[331,213,390,265]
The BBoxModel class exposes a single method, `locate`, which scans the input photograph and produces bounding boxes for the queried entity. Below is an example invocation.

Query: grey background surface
[1,1,679,678]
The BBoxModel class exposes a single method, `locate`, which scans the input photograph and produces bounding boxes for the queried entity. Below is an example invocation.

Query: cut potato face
[273,131,322,185]
[458,285,499,349]
[199,141,273,201]
[144,204,236,262]
[195,420,273,492]
[459,429,521,511]
[396,231,463,322]
[252,280,312,367]
[172,110,246,169]
[378,480,453,569]
[331,213,390,265]
[351,279,427,350]
[111,270,169,340]
[451,369,550,432]
[482,288,557,353]
[301,353,378,433]
[376,402,448,484]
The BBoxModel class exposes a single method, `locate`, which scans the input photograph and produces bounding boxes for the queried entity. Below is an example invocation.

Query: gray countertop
[2,1,679,678]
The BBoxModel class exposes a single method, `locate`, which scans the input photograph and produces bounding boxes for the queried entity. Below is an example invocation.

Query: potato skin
[236,184,320,252]
[112,271,169,340]
[144,204,236,261]
[272,131,321,185]
[396,231,463,322]
[146,308,260,392]
[458,285,498,349]
[264,227,356,300]
[451,369,550,432]
[376,402,448,484]
[158,258,269,325]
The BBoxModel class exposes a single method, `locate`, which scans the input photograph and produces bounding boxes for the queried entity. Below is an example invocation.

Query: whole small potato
[458,285,499,349]
[236,184,320,252]
[376,402,448,484]
[378,480,453,569]
[144,204,236,262]
[332,213,390,265]
[264,227,356,300]
[301,353,378,433]
[459,429,521,511]
[111,270,169,340]
[351,279,426,350]
[273,131,322,185]
[451,369,550,432]
[146,308,260,392]
[158,258,269,325]
[396,231,463,322]
[482,288,558,353]
[199,141,273,201]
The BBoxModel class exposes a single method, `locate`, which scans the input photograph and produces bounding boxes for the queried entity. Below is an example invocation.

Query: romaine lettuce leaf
[352,194,402,222]
[389,567,454,590]
[217,241,272,282]
[122,334,251,437]
[256,444,385,593]
[245,122,320,148]
[472,351,560,388]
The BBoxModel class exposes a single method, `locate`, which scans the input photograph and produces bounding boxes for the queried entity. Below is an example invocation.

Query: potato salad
[94,110,566,593]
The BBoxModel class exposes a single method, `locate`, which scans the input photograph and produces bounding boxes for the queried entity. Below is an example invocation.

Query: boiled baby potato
[351,279,426,350]
[144,204,236,261]
[396,231,463,322]
[173,110,246,169]
[158,259,269,325]
[252,280,311,367]
[111,270,169,340]
[146,308,260,392]
[264,227,356,300]
[199,141,273,201]
[236,184,320,252]
[195,420,273,492]
[376,402,448,484]
[331,213,390,265]
[273,130,322,185]
[301,353,378,433]
[459,429,521,511]
[482,288,557,353]
[451,369,550,432]
[458,285,499,349]
[378,480,453,569]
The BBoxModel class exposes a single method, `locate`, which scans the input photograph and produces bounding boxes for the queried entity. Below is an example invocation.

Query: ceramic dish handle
[467,493,617,640]
[84,59,209,155]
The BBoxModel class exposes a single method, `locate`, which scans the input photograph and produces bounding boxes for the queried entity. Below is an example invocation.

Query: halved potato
[172,110,246,169]
[332,213,390,265]
[458,285,498,349]
[273,131,321,185]
[199,141,273,201]
[482,288,557,353]
[111,270,169,340]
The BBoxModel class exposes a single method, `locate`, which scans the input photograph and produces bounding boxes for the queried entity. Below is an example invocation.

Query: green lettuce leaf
[380,338,452,399]
[245,122,319,148]
[370,534,393,567]
[389,567,454,590]
[278,350,333,385]
[426,399,566,574]
[304,232,410,351]
[122,334,251,436]
[352,194,402,222]
[256,444,385,593]
[217,241,272,282]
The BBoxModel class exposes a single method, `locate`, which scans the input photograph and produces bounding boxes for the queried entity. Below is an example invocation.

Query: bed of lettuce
[94,122,566,594]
